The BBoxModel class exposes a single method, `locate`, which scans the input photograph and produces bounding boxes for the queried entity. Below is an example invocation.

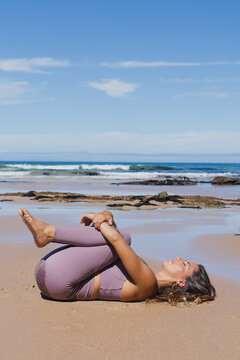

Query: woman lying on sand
[18,208,216,305]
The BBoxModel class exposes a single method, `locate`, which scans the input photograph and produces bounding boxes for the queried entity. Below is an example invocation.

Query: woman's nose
[176,257,183,261]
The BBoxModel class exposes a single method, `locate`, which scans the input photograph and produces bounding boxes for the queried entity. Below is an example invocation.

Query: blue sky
[1,0,240,159]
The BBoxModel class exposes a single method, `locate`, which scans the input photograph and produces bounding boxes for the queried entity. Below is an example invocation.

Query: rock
[155,191,169,201]
[112,178,197,186]
[81,171,100,176]
[211,176,240,185]
[181,195,224,208]
[22,191,38,197]
[149,192,183,204]
[1,190,240,210]
[107,203,134,208]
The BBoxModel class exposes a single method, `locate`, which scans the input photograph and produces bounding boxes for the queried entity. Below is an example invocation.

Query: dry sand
[0,208,240,359]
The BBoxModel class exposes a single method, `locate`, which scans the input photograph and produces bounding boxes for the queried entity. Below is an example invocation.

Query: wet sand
[1,177,240,199]
[0,200,240,359]
[194,233,240,260]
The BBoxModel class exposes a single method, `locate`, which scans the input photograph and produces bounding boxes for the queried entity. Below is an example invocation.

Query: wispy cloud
[0,57,70,73]
[160,77,240,83]
[1,130,240,153]
[100,60,240,68]
[87,79,139,98]
[173,91,229,98]
[0,79,54,105]
[160,78,200,83]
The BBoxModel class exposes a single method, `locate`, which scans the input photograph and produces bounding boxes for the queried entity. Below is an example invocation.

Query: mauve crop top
[74,259,131,301]
[98,259,131,300]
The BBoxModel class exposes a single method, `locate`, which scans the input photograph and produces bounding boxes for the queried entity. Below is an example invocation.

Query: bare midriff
[91,274,101,299]
[91,273,130,301]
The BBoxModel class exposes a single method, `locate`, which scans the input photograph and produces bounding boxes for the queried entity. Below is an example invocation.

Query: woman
[18,207,216,305]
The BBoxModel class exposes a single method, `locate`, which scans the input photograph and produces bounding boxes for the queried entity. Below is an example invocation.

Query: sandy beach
[0,245,240,360]
[2,0,240,357]
[0,195,240,360]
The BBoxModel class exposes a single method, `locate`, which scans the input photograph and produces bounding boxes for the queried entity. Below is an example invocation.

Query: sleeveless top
[98,259,131,300]
[73,259,131,301]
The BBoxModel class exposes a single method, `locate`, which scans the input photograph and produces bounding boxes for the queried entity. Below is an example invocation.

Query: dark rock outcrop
[1,190,240,210]
[112,178,197,186]
[211,176,240,185]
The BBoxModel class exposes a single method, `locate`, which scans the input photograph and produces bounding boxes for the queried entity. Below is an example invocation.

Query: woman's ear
[176,280,186,288]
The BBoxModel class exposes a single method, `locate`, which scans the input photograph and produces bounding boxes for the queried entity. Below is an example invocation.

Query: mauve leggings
[35,225,131,301]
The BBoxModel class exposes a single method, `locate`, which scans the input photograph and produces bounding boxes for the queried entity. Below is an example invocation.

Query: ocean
[1,161,240,199]
[1,161,240,181]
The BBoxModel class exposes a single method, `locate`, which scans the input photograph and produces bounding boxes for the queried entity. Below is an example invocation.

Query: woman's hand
[92,211,114,230]
[80,211,115,229]
[80,212,95,226]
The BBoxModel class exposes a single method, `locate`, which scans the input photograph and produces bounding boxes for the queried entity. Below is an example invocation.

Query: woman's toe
[18,208,23,216]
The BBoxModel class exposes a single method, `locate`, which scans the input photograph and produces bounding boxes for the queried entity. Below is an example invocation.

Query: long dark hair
[148,264,216,305]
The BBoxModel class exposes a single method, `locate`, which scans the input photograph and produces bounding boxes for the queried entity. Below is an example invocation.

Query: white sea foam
[0,171,29,177]
[0,170,238,180]
[7,164,80,170]
[96,171,238,180]
[97,171,160,179]
[154,172,238,179]
[5,163,130,171]
[81,164,130,171]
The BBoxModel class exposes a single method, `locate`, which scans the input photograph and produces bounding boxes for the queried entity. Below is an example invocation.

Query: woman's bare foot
[18,207,56,248]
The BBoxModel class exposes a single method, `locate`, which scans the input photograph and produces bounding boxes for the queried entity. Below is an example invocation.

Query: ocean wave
[28,170,100,177]
[98,171,162,179]
[95,171,238,180]
[0,161,240,182]
[161,172,239,178]
[0,169,239,180]
[3,163,130,172]
[129,164,175,171]
[81,164,130,171]
[6,164,81,171]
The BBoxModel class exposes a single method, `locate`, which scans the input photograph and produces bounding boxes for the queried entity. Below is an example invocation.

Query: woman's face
[162,257,199,281]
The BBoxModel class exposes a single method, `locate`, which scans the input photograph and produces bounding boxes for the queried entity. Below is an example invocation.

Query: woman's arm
[99,222,158,297]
